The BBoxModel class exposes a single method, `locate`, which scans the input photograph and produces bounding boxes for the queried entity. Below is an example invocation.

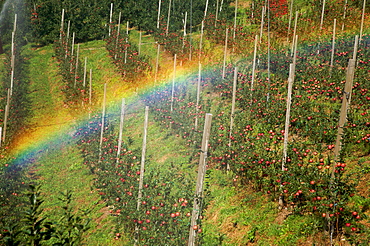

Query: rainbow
[6,56,202,168]
[6,29,367,169]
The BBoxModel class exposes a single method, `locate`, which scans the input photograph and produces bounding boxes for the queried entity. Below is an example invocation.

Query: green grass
[115,103,198,184]
[201,170,320,245]
[34,138,122,246]
[77,31,160,107]
[21,42,123,245]
[78,40,130,104]
[23,43,63,122]
[129,29,159,60]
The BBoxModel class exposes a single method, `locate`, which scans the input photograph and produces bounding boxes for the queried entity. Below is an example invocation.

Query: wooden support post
[287,0,293,43]
[116,98,125,164]
[353,35,359,60]
[115,12,122,59]
[189,0,193,61]
[292,35,298,72]
[10,69,14,97]
[204,0,209,19]
[155,44,160,84]
[89,69,93,106]
[99,83,107,162]
[2,89,10,144]
[195,63,202,131]
[183,11,188,50]
[184,11,188,37]
[81,57,87,107]
[89,69,93,118]
[259,6,265,43]
[83,57,87,87]
[71,32,75,57]
[138,31,142,56]
[215,0,219,27]
[251,35,258,91]
[11,31,14,70]
[199,20,204,61]
[333,59,356,176]
[342,0,348,31]
[65,21,71,59]
[124,22,129,64]
[330,19,336,75]
[166,0,172,36]
[60,9,65,40]
[3,103,9,144]
[157,0,162,29]
[222,28,229,79]
[137,106,149,210]
[74,44,80,87]
[170,54,177,112]
[189,35,193,61]
[320,0,326,30]
[359,0,366,43]
[232,0,238,52]
[228,67,238,171]
[66,21,71,43]
[13,14,17,33]
[291,11,298,57]
[282,64,295,170]
[10,30,15,96]
[188,113,213,246]
[109,3,113,37]
[135,106,149,245]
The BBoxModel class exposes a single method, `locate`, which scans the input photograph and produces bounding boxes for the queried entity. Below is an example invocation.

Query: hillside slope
[1,1,370,245]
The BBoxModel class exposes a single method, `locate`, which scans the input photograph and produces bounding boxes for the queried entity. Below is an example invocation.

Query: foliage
[22,185,54,246]
[0,164,29,244]
[0,12,32,147]
[150,19,192,61]
[0,185,92,245]
[53,190,91,246]
[73,109,195,245]
[26,0,236,45]
[53,32,89,107]
[28,0,107,45]
[105,28,152,79]
[142,32,370,243]
[0,0,30,46]
[247,0,365,42]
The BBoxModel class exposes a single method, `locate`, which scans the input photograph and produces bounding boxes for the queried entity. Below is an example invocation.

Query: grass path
[14,43,123,245]
[10,44,75,158]
[33,138,123,245]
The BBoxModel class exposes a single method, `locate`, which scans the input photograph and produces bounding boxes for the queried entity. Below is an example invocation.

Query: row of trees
[143,31,370,243]
[0,0,29,49]
[0,0,31,146]
[2,0,367,47]
[1,185,91,245]
[27,0,235,45]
